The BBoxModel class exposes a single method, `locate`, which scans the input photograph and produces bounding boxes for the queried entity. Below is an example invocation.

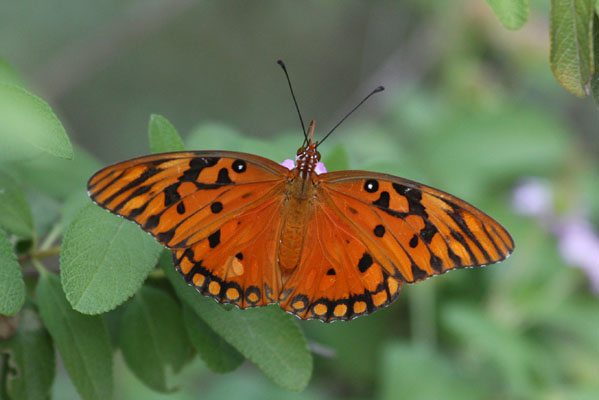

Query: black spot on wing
[327,268,336,276]
[156,228,175,245]
[411,263,428,281]
[163,183,181,207]
[372,191,390,208]
[208,230,221,248]
[216,168,232,184]
[358,253,373,273]
[430,254,443,273]
[176,202,185,214]
[211,202,223,214]
[364,179,379,193]
[144,214,161,230]
[374,225,386,237]
[409,234,419,248]
[420,220,438,244]
[232,159,247,173]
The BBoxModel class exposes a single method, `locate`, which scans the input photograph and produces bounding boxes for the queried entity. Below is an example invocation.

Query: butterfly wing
[88,151,290,307]
[279,201,403,322]
[279,170,514,321]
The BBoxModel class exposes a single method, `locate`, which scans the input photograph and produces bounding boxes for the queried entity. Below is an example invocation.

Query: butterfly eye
[315,151,321,160]
[296,147,305,156]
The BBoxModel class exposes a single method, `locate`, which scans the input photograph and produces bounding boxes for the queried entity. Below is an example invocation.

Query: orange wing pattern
[319,171,513,280]
[276,171,513,322]
[88,151,289,249]
[88,151,514,322]
[88,151,291,308]
[279,202,402,322]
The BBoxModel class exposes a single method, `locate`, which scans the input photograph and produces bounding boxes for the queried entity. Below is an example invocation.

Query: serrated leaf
[0,84,72,162]
[148,114,185,154]
[119,286,193,392]
[1,307,55,400]
[0,57,26,88]
[161,256,312,391]
[182,303,244,373]
[60,204,162,314]
[486,0,529,30]
[550,0,595,97]
[0,229,25,316]
[36,272,113,400]
[0,170,34,238]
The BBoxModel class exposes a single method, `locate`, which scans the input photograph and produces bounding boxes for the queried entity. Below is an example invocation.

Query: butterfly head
[294,121,322,178]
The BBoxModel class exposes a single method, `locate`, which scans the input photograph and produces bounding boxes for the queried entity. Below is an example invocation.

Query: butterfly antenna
[318,86,384,146]
[277,60,308,142]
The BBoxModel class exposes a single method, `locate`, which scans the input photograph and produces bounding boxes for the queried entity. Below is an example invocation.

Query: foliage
[0,3,598,400]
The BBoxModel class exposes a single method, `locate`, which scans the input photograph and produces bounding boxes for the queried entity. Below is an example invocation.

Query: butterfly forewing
[88,151,289,249]
[318,170,514,283]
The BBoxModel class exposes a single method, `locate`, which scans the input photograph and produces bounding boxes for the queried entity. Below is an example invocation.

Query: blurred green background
[2,0,598,399]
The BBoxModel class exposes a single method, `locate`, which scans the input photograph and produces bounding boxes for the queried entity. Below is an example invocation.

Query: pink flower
[512,178,553,218]
[556,218,599,293]
[280,159,295,170]
[279,159,328,175]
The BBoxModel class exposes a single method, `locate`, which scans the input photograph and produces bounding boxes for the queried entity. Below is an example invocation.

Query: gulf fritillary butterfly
[87,63,514,322]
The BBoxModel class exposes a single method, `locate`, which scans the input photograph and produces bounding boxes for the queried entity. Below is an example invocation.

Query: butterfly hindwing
[279,203,403,321]
[173,195,286,309]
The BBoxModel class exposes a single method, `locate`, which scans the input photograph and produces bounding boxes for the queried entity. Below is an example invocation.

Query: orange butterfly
[87,62,514,322]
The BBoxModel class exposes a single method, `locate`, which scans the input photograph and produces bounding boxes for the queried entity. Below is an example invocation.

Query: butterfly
[87,62,514,322]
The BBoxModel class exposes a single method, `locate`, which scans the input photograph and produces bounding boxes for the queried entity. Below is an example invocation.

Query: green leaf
[486,0,529,30]
[1,307,55,400]
[0,57,26,88]
[0,170,34,238]
[161,256,312,391]
[60,204,162,314]
[0,229,25,316]
[182,303,244,373]
[0,84,73,162]
[36,272,113,400]
[59,190,92,230]
[148,114,185,154]
[119,286,193,392]
[11,145,101,200]
[550,0,595,97]
[380,343,482,400]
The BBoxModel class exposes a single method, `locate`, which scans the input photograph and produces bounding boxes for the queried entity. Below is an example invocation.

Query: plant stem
[39,223,63,251]
[31,259,47,276]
